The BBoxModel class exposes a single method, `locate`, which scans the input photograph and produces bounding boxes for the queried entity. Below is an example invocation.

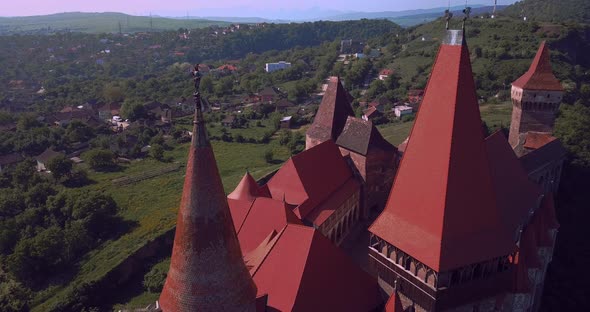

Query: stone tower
[508,42,564,147]
[158,67,257,312]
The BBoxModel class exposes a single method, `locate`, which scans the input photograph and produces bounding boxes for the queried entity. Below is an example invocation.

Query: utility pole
[150,12,153,30]
[118,21,122,34]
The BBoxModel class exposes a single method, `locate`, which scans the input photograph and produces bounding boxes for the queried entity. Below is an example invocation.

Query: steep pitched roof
[266,140,357,222]
[35,148,65,163]
[336,116,396,156]
[384,291,404,312]
[485,131,543,236]
[512,41,563,91]
[231,197,302,254]
[228,172,262,202]
[520,138,567,174]
[159,100,257,311]
[306,76,355,143]
[369,30,514,272]
[248,225,381,312]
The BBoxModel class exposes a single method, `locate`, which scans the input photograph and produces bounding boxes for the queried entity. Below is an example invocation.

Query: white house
[265,61,292,73]
[394,105,414,118]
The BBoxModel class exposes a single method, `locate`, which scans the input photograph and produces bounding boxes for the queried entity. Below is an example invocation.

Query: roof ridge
[250,226,286,277]
[237,198,258,234]
[437,43,464,269]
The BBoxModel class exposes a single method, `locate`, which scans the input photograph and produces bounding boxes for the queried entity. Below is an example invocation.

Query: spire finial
[462,3,471,31]
[444,6,453,30]
[191,64,209,147]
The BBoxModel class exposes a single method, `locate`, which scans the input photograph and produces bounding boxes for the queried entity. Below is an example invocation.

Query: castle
[155,29,565,312]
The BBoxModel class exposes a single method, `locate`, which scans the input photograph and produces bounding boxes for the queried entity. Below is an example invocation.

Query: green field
[0,12,229,34]
[378,101,513,146]
[32,137,289,311]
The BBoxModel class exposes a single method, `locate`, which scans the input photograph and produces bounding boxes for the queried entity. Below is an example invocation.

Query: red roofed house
[368,30,559,311]
[408,89,425,104]
[379,68,394,81]
[509,41,567,194]
[306,76,399,219]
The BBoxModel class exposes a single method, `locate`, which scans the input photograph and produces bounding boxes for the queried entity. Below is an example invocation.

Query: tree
[120,100,146,121]
[103,84,125,103]
[47,156,73,181]
[11,159,37,190]
[554,103,590,167]
[150,144,165,161]
[200,76,214,94]
[65,121,94,143]
[83,149,116,171]
[0,273,32,312]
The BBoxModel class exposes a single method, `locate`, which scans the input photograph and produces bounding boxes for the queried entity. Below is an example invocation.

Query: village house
[363,106,383,121]
[393,105,414,118]
[265,61,291,73]
[221,114,237,128]
[275,99,295,113]
[379,68,394,81]
[34,148,65,172]
[279,116,292,129]
[258,86,280,103]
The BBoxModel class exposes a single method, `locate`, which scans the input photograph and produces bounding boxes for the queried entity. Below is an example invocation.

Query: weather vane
[444,9,453,30]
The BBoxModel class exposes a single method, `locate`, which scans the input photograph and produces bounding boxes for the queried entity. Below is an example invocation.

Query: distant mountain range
[0,4,509,34]
[193,5,508,27]
[0,12,229,34]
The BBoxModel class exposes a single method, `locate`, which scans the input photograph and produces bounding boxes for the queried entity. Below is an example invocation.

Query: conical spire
[512,41,563,91]
[159,65,257,312]
[228,172,260,201]
[370,30,513,272]
[306,76,355,144]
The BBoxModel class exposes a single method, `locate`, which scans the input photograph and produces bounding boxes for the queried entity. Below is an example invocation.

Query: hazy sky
[2,0,518,17]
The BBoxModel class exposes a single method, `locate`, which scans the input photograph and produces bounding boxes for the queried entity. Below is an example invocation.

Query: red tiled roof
[485,131,542,235]
[384,291,404,312]
[267,140,356,223]
[303,177,360,226]
[512,41,563,91]
[232,197,303,253]
[249,225,381,312]
[160,105,256,310]
[363,106,379,118]
[523,132,557,150]
[228,172,263,202]
[370,32,514,272]
[267,140,350,205]
[380,69,394,76]
[306,76,355,143]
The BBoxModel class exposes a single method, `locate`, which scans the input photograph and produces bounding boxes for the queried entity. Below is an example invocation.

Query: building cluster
[147,29,565,312]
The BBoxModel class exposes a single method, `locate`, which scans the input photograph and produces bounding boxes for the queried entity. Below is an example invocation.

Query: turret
[159,65,257,311]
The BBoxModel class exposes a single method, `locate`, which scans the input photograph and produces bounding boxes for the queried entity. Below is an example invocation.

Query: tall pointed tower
[369,30,515,311]
[305,76,355,149]
[159,66,257,312]
[508,42,564,147]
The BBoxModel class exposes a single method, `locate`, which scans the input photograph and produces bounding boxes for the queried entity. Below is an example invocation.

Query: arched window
[404,257,412,270]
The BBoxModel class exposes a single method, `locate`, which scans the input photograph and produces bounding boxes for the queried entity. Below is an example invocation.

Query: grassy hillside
[0,12,229,34]
[384,17,585,100]
[503,0,590,24]
[31,135,291,311]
